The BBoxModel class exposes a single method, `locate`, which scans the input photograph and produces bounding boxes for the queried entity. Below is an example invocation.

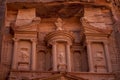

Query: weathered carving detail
[58,52,65,64]
[16,40,32,70]
[94,51,106,72]
[96,51,103,59]
[90,43,107,73]
[19,48,29,63]
[55,18,64,31]
[3,1,118,79]
[80,17,87,26]
[57,43,67,71]
[45,30,74,72]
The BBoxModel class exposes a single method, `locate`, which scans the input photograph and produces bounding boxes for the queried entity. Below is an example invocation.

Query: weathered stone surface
[15,8,36,26]
[0,0,7,80]
[0,0,120,80]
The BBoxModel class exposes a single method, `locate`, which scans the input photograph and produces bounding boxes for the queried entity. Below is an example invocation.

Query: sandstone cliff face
[0,1,9,80]
[112,1,120,80]
[0,1,6,61]
[0,0,5,52]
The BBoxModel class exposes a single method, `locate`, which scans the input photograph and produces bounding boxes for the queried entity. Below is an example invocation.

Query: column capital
[86,40,92,45]
[49,40,57,46]
[67,41,72,46]
[12,38,19,42]
[103,41,109,45]
[30,38,37,42]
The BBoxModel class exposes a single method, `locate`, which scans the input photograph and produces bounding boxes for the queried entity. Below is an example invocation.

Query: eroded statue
[19,48,29,62]
[58,52,65,64]
[55,18,64,31]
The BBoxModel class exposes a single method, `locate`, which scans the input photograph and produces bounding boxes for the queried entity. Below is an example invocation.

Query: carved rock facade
[0,0,120,80]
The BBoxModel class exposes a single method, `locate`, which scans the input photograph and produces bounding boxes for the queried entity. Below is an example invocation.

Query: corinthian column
[87,41,94,72]
[12,38,19,70]
[66,44,71,72]
[52,42,57,71]
[104,42,112,72]
[31,39,37,71]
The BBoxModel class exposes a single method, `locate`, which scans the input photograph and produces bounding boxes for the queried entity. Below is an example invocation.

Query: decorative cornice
[45,30,74,45]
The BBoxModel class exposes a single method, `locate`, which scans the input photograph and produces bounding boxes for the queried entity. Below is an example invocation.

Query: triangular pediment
[31,73,86,80]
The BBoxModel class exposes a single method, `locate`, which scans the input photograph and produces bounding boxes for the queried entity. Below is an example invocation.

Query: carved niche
[10,8,39,70]
[37,48,52,71]
[17,40,32,70]
[57,43,66,65]
[45,30,74,71]
[91,42,107,72]
[73,51,82,72]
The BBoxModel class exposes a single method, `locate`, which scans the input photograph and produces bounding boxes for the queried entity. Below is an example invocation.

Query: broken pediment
[81,17,112,36]
[15,8,36,26]
[84,26,111,34]
[10,18,41,32]
[10,8,41,33]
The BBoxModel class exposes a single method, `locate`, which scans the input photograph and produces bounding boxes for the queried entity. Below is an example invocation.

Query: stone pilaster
[12,38,19,70]
[86,41,94,72]
[104,42,112,72]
